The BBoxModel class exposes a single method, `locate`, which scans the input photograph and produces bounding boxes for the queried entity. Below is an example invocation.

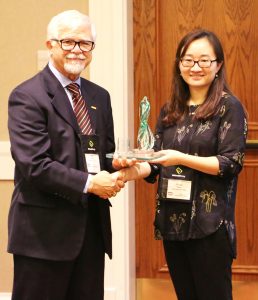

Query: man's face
[47,25,93,80]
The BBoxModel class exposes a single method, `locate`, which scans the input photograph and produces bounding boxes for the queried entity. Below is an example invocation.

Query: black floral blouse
[145,94,247,257]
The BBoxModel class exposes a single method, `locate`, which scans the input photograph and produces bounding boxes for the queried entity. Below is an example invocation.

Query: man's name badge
[85,153,100,174]
[80,135,101,174]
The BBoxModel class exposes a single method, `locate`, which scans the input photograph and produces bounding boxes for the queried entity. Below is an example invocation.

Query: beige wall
[0,181,13,291]
[0,1,88,292]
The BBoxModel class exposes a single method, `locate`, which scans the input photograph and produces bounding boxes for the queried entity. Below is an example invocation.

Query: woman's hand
[149,150,184,166]
[112,155,137,170]
[149,150,219,175]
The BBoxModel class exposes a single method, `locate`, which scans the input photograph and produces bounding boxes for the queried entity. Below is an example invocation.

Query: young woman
[113,29,247,300]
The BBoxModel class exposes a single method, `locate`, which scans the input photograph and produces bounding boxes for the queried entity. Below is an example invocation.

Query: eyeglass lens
[61,40,94,52]
[181,59,215,68]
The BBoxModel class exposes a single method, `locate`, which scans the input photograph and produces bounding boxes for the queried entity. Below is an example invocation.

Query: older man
[8,10,124,300]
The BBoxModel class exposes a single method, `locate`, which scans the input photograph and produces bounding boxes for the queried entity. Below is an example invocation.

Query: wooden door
[134,0,258,280]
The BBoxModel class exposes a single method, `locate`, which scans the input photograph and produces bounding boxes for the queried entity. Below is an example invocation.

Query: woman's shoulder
[220,93,246,116]
[221,92,240,103]
[221,93,244,108]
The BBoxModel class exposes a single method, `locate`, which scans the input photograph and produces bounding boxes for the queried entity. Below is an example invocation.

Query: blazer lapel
[42,66,80,134]
[51,90,80,134]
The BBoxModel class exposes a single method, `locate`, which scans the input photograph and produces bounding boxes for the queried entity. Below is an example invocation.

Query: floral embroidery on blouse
[200,190,217,212]
[233,152,245,166]
[224,220,235,243]
[244,118,248,138]
[177,124,193,144]
[227,178,235,203]
[155,228,163,240]
[155,197,161,214]
[196,120,212,135]
[219,104,226,117]
[170,213,187,233]
[191,200,196,219]
[219,121,231,142]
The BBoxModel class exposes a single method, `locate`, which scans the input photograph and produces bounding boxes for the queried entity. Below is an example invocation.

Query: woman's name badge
[167,179,192,201]
[159,166,194,202]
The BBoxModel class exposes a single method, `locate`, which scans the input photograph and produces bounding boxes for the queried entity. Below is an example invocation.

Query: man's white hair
[47,10,96,42]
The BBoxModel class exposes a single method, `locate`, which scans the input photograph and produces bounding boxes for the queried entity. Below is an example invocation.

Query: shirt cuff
[83,174,93,193]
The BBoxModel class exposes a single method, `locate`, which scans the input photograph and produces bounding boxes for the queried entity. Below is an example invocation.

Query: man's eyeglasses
[51,39,95,52]
[180,58,217,68]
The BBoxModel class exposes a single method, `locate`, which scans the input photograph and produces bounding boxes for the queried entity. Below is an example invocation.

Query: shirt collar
[48,62,81,88]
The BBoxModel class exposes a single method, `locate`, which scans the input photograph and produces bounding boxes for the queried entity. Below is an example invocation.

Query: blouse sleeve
[216,96,248,178]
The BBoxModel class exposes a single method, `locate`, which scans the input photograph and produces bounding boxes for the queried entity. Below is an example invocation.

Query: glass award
[106,96,163,160]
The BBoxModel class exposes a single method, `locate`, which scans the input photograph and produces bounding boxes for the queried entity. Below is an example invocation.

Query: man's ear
[46,40,52,50]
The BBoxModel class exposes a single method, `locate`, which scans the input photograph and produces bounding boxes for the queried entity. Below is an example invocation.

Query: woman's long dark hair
[163,29,233,125]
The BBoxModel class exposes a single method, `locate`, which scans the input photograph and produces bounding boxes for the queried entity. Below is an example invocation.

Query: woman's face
[179,37,222,91]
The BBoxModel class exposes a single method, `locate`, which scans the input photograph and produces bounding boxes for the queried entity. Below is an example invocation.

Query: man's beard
[64,62,85,74]
[64,54,86,75]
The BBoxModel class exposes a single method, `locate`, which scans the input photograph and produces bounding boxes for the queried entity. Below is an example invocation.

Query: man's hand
[88,171,125,199]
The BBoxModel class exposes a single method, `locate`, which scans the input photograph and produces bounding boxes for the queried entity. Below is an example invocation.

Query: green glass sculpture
[137,96,155,150]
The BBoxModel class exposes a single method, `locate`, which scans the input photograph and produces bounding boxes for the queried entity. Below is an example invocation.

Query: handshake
[87,170,125,199]
[87,149,184,199]
[87,157,137,199]
[87,151,170,199]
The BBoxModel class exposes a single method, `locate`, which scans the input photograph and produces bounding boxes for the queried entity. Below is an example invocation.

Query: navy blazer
[8,65,115,260]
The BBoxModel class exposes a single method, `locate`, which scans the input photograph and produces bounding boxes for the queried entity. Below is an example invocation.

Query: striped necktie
[66,83,93,135]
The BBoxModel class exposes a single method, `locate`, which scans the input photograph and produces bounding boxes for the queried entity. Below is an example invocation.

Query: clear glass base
[106,149,163,161]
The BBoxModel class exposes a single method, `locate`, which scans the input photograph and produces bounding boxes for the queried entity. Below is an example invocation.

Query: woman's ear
[216,61,223,73]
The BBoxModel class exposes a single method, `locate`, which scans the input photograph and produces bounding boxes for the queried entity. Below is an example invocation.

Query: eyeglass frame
[51,39,95,52]
[180,58,217,68]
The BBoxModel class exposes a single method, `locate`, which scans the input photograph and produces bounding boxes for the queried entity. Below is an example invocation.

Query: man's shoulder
[80,77,109,96]
[13,72,41,91]
[10,66,58,96]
